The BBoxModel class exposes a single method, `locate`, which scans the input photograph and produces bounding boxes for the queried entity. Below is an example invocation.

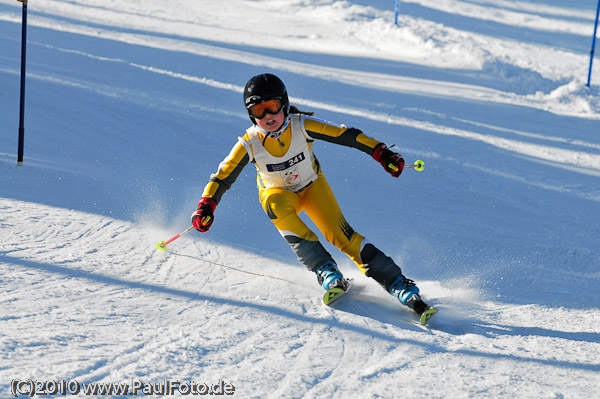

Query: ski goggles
[247,98,284,119]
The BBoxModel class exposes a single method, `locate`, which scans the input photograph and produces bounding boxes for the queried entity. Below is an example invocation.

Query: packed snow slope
[1,1,600,398]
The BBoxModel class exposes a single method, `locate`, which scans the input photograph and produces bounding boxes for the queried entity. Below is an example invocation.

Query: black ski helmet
[243,73,290,123]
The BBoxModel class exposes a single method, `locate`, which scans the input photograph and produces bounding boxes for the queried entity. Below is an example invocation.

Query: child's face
[255,109,285,133]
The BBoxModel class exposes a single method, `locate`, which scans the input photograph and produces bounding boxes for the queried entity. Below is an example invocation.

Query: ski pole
[157,226,194,252]
[406,160,425,171]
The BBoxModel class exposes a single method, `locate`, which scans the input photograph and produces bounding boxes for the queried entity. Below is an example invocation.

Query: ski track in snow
[2,199,600,397]
[1,0,600,398]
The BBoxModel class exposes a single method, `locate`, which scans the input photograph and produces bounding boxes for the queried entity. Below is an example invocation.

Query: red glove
[372,143,405,177]
[191,198,217,232]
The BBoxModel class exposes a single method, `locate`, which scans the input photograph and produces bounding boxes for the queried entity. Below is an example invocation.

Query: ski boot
[315,261,345,290]
[389,275,438,325]
[315,261,351,305]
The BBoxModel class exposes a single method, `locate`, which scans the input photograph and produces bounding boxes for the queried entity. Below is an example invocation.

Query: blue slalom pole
[586,0,600,87]
[394,0,400,25]
[17,0,28,166]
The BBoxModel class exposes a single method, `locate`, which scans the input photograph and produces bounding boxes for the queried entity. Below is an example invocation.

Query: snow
[1,0,599,397]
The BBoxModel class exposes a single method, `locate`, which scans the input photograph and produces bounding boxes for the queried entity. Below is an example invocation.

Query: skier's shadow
[326,284,427,332]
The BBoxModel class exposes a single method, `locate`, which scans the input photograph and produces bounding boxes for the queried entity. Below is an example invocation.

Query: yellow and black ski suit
[201,113,405,290]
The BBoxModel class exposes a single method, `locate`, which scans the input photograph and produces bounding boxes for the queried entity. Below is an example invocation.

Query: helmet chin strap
[255,117,290,143]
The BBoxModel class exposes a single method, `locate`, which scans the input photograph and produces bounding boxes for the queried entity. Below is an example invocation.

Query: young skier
[191,73,437,325]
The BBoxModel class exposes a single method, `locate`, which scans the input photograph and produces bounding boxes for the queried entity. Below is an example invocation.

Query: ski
[323,278,353,305]
[418,306,438,326]
[322,278,437,325]
[408,296,438,326]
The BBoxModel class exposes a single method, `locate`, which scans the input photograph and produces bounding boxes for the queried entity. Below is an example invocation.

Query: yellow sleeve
[201,140,250,204]
[303,116,382,155]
